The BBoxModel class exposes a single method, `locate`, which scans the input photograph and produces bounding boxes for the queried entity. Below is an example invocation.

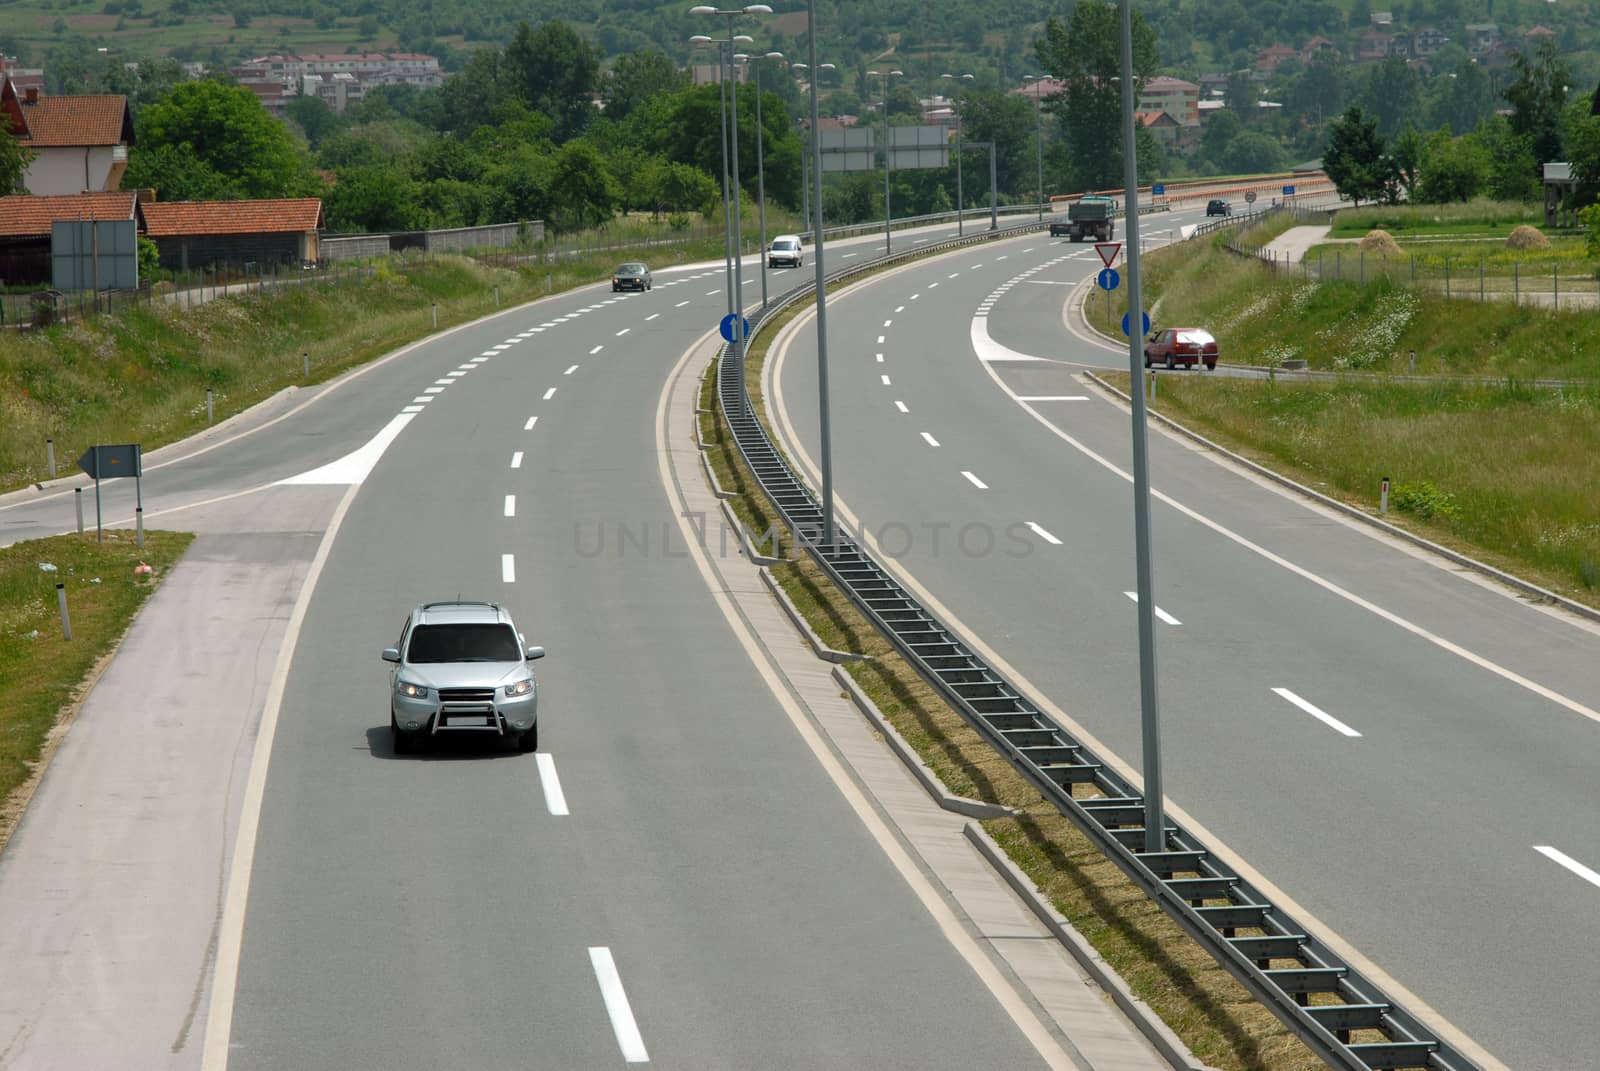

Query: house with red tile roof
[140,198,323,270]
[1,79,134,196]
[0,190,142,284]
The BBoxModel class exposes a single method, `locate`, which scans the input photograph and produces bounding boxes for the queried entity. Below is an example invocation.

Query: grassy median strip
[0,242,729,494]
[699,286,1332,1071]
[0,530,192,850]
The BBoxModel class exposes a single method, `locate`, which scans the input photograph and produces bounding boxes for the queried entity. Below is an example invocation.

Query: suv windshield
[772,239,798,250]
[407,623,522,663]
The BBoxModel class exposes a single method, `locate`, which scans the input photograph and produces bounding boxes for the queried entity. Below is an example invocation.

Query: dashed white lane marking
[616,328,631,336]
[1534,846,1600,890]
[675,300,690,308]
[588,947,648,1062]
[543,388,557,400]
[447,371,469,378]
[433,379,454,385]
[565,365,579,375]
[541,322,558,328]
[928,282,940,288]
[947,273,960,279]
[480,350,500,357]
[526,751,568,817]
[424,386,446,394]
[883,319,893,327]
[511,451,524,468]
[411,396,432,404]
[646,313,660,321]
[921,432,941,447]
[501,554,516,583]
[1273,687,1361,738]
[996,255,1008,260]
[894,305,905,313]
[706,289,721,295]
[962,471,988,490]
[471,357,491,363]
[589,345,604,355]
[504,495,516,518]
[877,335,886,344]
[493,344,512,351]
[401,405,425,413]
[875,354,884,363]
[894,401,909,413]
[1123,591,1181,626]
[842,252,859,258]
[1022,247,1035,252]
[880,374,891,386]
[1026,521,1062,545]
[1017,395,1089,401]
[524,417,538,430]
[914,238,929,244]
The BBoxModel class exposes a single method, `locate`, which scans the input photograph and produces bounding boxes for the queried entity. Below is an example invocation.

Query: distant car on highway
[612,262,652,291]
[1144,327,1218,370]
[383,600,545,754]
[767,234,803,268]
[1205,199,1231,217]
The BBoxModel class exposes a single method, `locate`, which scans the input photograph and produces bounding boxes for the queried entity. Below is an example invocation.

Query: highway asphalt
[0,217,1078,1070]
[769,206,1600,1069]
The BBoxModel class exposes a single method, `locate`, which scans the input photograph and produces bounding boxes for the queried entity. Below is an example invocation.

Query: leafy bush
[1391,479,1460,520]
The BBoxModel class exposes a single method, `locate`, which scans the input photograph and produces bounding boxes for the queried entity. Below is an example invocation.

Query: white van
[767,234,803,268]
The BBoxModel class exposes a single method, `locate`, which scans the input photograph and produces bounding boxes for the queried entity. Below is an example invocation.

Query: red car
[1143,327,1218,370]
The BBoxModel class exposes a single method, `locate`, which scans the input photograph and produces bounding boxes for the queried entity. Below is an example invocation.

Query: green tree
[1323,105,1388,206]
[504,20,601,142]
[1579,199,1600,259]
[0,112,36,194]
[132,80,309,198]
[1389,124,1425,200]
[122,142,239,200]
[324,165,425,232]
[1504,40,1571,165]
[1476,116,1541,201]
[1198,108,1243,173]
[1563,93,1600,209]
[1286,54,1345,126]
[1034,1,1158,193]
[957,89,1034,197]
[1358,56,1419,139]
[604,50,685,124]
[286,95,341,149]
[1222,130,1286,174]
[1430,57,1491,135]
[546,140,617,231]
[137,235,160,280]
[1416,130,1490,202]
[1224,71,1259,123]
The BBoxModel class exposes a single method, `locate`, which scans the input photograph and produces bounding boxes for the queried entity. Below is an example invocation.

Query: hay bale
[1505,224,1550,250]
[1358,229,1402,255]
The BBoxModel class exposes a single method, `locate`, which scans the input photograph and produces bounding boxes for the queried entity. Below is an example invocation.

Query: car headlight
[397,680,429,699]
[505,678,535,697]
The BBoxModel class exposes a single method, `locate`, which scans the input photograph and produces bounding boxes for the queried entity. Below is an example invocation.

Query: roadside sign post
[1096,267,1120,291]
[1245,189,1257,206]
[77,444,142,545]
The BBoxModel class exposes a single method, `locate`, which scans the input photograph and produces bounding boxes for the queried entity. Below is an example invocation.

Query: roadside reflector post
[1409,349,1416,374]
[1149,369,1156,400]
[206,388,214,425]
[494,286,500,306]
[303,351,309,379]
[135,506,144,548]
[46,438,56,478]
[1381,476,1390,514]
[134,471,144,548]
[74,487,84,534]
[431,302,437,328]
[57,583,71,640]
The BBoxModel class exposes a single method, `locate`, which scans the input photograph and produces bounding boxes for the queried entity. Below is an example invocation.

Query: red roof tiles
[140,198,323,237]
[0,191,139,237]
[15,94,132,147]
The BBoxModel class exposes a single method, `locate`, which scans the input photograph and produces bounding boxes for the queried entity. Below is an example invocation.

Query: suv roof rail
[420,599,501,612]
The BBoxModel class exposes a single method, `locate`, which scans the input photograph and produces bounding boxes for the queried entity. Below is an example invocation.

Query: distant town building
[1356,30,1394,62]
[1299,36,1340,64]
[0,56,44,98]
[1254,44,1298,73]
[1137,76,1200,127]
[235,52,442,89]
[1464,24,1500,55]
[1,80,134,196]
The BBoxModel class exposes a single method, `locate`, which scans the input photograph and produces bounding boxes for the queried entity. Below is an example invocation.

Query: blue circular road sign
[1122,310,1151,337]
[720,313,752,343]
[1096,267,1120,291]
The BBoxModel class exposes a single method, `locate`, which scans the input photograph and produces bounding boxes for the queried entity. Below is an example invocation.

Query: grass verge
[697,279,1334,1071]
[0,530,192,851]
[1327,199,1543,238]
[0,241,729,494]
[1085,233,1600,606]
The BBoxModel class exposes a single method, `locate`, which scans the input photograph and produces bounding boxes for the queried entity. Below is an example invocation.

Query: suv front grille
[439,688,496,706]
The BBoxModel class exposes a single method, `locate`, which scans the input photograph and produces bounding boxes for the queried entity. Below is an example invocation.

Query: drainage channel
[715,226,1480,1071]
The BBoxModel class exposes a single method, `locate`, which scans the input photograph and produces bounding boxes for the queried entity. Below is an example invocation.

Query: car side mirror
[381,647,400,663]
[525,646,546,661]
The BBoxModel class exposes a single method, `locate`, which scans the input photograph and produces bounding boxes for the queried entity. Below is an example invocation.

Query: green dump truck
[1050,195,1117,242]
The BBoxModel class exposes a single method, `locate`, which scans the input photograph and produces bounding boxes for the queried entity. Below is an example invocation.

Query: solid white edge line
[535,752,569,816]
[1272,687,1362,738]
[1026,521,1062,545]
[921,432,941,448]
[1016,395,1089,402]
[201,482,363,1071]
[588,947,648,1062]
[510,451,524,468]
[502,553,515,583]
[656,325,1078,1071]
[962,470,988,490]
[1534,846,1600,890]
[504,494,516,517]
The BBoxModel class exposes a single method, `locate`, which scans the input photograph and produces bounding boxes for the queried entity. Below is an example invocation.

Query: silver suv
[383,601,545,754]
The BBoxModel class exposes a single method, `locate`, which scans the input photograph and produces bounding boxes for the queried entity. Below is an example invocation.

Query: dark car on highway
[612,262,652,292]
[1205,199,1231,217]
[1144,327,1218,370]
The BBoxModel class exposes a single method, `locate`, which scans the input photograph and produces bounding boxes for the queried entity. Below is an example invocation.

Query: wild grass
[0,240,727,493]
[1328,199,1543,238]
[0,530,192,839]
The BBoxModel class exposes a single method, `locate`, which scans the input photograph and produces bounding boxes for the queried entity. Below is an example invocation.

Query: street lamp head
[819,62,836,70]
[890,69,903,77]
[733,53,749,61]
[733,33,753,43]
[689,34,713,44]
[688,5,717,13]
[742,3,774,12]
[765,51,785,60]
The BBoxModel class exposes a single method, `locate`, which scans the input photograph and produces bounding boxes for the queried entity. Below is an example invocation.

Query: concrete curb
[1081,370,1600,626]
[699,449,737,500]
[718,500,782,566]
[830,665,1010,821]
[759,568,867,664]
[962,823,1216,1071]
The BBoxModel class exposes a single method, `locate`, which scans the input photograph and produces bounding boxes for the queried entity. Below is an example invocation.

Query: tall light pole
[791,61,834,241]
[691,34,736,325]
[741,50,785,310]
[866,68,902,255]
[941,73,973,234]
[804,1,836,548]
[1024,74,1046,220]
[692,4,773,355]
[1115,0,1163,854]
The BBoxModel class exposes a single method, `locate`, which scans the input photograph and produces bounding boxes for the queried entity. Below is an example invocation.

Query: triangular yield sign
[1095,242,1121,269]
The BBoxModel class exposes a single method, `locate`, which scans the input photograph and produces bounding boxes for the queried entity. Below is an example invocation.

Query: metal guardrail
[716,206,1480,1071]
[799,203,1050,243]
